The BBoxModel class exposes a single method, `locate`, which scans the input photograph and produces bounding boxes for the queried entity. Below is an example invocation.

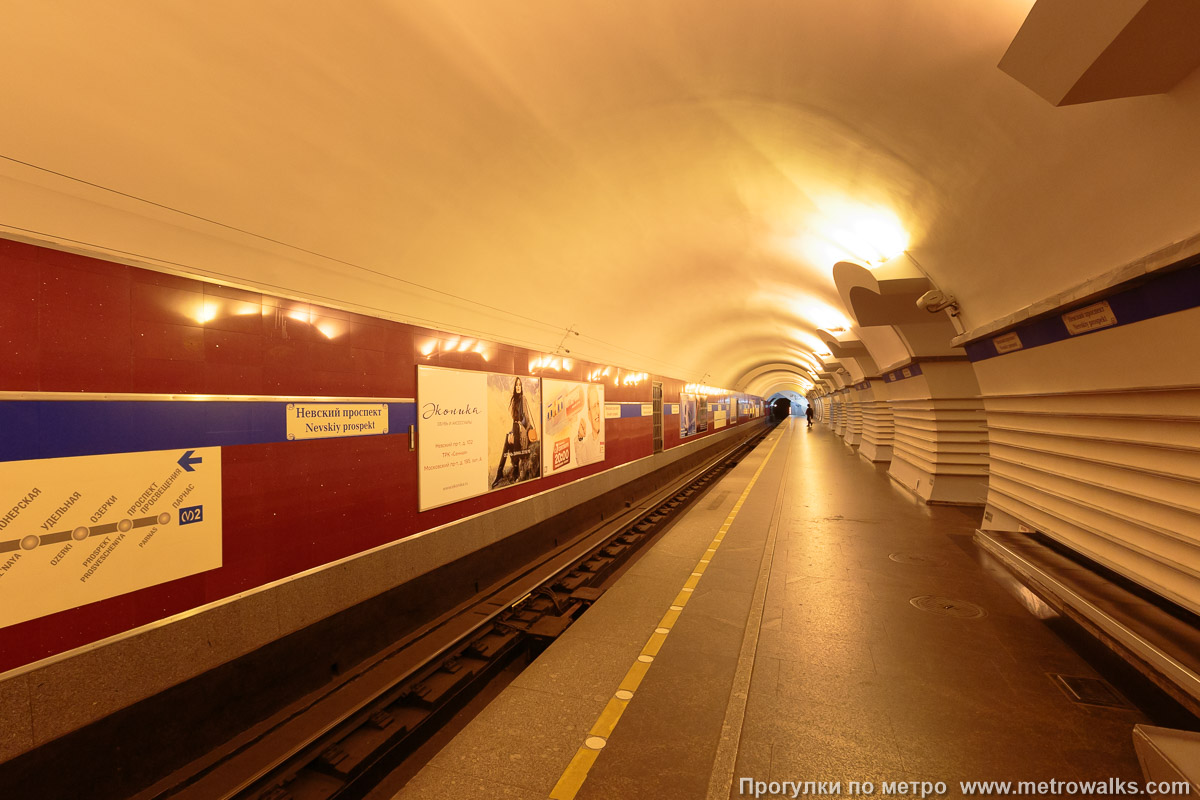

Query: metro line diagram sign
[0,447,222,628]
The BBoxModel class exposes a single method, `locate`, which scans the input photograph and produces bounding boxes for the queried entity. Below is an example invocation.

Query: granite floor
[394,419,1166,800]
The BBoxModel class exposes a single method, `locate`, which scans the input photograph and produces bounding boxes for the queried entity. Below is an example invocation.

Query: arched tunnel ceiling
[4,1,1200,393]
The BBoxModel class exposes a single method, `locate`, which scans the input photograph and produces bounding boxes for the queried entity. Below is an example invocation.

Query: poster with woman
[417,366,542,510]
[680,393,698,438]
[487,374,542,490]
[542,379,605,476]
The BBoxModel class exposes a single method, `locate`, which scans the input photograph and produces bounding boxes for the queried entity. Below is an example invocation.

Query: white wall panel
[843,388,864,446]
[828,392,844,434]
[976,308,1200,614]
[858,378,895,463]
[885,361,988,504]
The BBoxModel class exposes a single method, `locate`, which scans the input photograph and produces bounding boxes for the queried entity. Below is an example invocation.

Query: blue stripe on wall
[0,401,417,463]
[965,260,1200,362]
[882,362,924,383]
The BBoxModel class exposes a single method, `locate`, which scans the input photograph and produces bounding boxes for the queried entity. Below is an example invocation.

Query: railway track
[141,426,772,800]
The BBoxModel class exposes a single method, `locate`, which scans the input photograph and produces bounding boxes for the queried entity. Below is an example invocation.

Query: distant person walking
[805,404,814,427]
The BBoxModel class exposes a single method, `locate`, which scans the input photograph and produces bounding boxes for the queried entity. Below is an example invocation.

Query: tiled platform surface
[394,419,1160,799]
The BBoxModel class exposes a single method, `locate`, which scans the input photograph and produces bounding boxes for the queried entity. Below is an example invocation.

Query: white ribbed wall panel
[844,390,863,446]
[972,306,1200,613]
[885,361,988,504]
[858,380,894,463]
[890,399,988,487]
[837,389,850,437]
[981,386,1200,615]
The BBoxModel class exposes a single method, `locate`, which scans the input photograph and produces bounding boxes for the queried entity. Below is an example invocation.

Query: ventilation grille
[1048,673,1135,709]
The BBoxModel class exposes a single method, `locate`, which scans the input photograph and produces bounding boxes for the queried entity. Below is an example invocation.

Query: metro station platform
[392,419,1162,799]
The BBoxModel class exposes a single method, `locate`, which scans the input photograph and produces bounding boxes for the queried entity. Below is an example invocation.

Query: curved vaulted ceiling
[4,1,1200,398]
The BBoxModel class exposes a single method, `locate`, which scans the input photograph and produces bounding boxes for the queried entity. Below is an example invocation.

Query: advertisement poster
[542,379,605,476]
[680,393,698,438]
[0,447,222,628]
[698,397,709,432]
[486,373,542,490]
[417,366,542,511]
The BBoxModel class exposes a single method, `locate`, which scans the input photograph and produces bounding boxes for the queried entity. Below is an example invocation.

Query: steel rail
[144,427,769,800]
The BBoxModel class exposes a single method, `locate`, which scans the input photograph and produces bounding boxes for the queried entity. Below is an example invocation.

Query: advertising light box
[542,379,605,477]
[417,366,543,511]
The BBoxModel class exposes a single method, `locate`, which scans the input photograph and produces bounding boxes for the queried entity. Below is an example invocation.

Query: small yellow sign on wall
[1062,301,1117,336]
[285,404,389,440]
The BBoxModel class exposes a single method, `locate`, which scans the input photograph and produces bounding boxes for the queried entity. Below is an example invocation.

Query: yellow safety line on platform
[548,430,785,800]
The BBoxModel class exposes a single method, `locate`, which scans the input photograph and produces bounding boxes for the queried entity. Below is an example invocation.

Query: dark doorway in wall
[652,382,663,453]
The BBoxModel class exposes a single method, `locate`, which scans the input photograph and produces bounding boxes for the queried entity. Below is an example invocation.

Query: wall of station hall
[0,238,767,758]
[807,254,1200,623]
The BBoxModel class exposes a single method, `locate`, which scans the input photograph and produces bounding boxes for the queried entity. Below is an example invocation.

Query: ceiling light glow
[787,198,910,268]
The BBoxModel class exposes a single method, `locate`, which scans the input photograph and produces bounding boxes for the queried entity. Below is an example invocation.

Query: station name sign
[286,404,389,440]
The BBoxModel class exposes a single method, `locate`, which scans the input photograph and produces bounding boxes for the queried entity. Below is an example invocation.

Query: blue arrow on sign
[178,450,203,472]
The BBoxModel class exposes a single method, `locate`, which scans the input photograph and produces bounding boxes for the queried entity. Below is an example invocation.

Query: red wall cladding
[0,239,756,672]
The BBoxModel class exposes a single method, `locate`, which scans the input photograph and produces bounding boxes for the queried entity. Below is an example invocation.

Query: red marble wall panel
[0,238,760,671]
